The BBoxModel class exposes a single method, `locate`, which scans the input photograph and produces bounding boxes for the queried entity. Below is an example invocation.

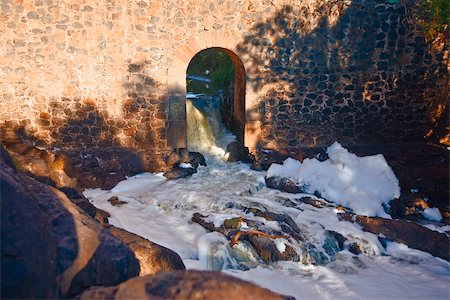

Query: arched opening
[185,47,246,154]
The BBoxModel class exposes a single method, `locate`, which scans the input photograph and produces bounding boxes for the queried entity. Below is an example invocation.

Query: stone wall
[1,0,448,172]
[237,1,449,149]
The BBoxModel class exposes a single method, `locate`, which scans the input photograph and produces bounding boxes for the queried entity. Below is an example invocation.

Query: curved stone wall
[0,0,448,170]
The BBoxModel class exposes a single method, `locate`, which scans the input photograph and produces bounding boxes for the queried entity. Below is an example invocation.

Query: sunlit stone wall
[0,0,447,170]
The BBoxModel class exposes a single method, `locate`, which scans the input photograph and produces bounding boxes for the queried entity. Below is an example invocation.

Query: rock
[80,271,294,300]
[193,210,310,264]
[251,148,322,171]
[297,196,333,208]
[1,147,63,299]
[389,190,431,220]
[164,166,197,179]
[165,151,182,166]
[108,196,128,207]
[3,141,78,189]
[0,127,22,145]
[1,148,140,298]
[241,234,300,263]
[59,187,111,225]
[265,176,305,194]
[339,213,450,261]
[226,141,254,163]
[188,151,206,168]
[251,150,289,171]
[63,148,144,189]
[105,225,186,276]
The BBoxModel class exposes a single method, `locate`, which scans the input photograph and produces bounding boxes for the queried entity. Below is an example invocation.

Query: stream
[84,94,449,299]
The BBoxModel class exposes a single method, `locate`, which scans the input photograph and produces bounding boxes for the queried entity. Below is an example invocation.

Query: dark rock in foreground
[0,146,186,298]
[80,270,294,300]
[105,225,186,276]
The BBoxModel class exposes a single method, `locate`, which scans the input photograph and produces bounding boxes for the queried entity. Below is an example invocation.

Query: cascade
[186,97,232,158]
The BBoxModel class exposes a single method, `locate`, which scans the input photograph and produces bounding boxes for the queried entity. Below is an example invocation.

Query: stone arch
[167,33,262,152]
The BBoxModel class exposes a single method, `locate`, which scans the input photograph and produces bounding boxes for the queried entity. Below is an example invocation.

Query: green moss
[223,217,243,229]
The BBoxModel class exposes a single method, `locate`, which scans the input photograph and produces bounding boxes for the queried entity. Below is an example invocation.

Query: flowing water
[85,95,450,299]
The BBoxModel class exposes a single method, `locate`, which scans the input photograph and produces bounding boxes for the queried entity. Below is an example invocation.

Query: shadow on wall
[9,105,146,189]
[236,1,448,149]
[3,68,170,188]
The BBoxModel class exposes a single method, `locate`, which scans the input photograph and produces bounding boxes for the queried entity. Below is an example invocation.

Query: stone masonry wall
[0,0,448,172]
[236,1,449,149]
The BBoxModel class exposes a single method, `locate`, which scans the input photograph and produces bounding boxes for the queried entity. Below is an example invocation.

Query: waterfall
[186,97,232,158]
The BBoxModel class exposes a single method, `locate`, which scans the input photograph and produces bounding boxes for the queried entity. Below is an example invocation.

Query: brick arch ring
[166,31,262,152]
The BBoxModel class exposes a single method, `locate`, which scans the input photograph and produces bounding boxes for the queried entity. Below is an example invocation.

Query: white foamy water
[84,159,449,299]
[84,96,449,299]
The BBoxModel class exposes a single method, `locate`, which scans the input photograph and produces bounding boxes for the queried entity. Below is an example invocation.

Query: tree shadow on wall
[236,2,447,149]
[7,102,149,190]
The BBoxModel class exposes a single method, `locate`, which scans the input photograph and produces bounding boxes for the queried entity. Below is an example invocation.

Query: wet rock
[80,270,294,300]
[297,196,333,208]
[265,176,305,194]
[1,149,140,298]
[165,150,182,166]
[251,150,291,171]
[223,217,244,229]
[389,190,431,220]
[187,151,206,168]
[340,213,450,261]
[3,140,78,189]
[58,186,111,224]
[251,148,326,171]
[1,148,62,299]
[63,148,144,190]
[226,141,255,163]
[163,166,197,179]
[241,234,299,263]
[108,196,128,207]
[193,210,311,264]
[105,225,185,276]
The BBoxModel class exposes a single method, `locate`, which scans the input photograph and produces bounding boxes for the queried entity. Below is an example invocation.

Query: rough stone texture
[340,214,450,261]
[80,271,294,300]
[163,166,197,179]
[1,147,63,299]
[226,141,254,163]
[0,146,141,298]
[105,225,186,276]
[0,0,447,173]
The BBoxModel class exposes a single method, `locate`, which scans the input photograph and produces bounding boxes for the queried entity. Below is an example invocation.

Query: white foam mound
[267,142,401,218]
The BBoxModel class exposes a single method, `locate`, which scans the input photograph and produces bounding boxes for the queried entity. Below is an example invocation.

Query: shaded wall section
[236,1,449,149]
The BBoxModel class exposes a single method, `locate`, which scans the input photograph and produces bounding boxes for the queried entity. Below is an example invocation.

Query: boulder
[1,147,63,299]
[63,148,144,189]
[226,141,254,163]
[265,176,305,194]
[164,166,197,179]
[339,213,450,261]
[187,151,206,168]
[1,147,141,298]
[80,270,294,300]
[105,225,186,276]
[108,196,128,207]
[251,148,325,171]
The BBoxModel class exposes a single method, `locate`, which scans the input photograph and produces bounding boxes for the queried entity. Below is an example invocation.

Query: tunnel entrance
[185,48,246,154]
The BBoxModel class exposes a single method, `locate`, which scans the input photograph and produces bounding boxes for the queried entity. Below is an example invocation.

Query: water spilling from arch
[186,94,234,159]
